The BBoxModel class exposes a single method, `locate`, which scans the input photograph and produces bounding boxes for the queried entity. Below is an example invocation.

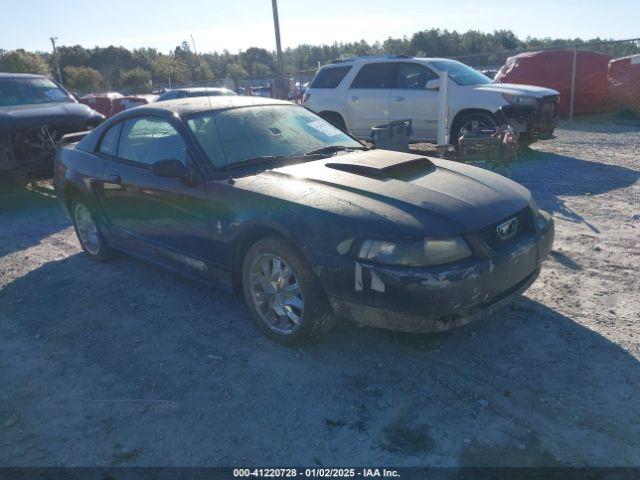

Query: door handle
[106,174,121,184]
[392,96,405,101]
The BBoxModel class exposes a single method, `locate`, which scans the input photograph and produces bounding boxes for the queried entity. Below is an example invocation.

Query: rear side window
[350,63,397,89]
[98,123,121,156]
[117,117,187,166]
[310,66,352,88]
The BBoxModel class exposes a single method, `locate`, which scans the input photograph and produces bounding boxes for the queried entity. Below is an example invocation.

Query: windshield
[0,77,72,107]
[430,60,493,86]
[187,105,362,168]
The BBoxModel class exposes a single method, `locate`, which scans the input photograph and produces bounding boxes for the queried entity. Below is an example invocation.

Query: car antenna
[190,34,213,112]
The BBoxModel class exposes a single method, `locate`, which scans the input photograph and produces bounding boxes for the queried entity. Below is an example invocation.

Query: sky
[1,0,637,54]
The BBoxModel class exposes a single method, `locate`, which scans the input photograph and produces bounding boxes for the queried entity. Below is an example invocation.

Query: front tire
[242,236,333,345]
[71,197,112,262]
[450,111,499,146]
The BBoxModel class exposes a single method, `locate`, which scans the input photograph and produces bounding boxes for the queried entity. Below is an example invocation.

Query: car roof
[0,72,48,79]
[324,56,450,66]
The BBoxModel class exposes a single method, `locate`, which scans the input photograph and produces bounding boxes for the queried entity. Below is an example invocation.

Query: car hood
[471,82,559,97]
[0,102,103,133]
[242,150,532,237]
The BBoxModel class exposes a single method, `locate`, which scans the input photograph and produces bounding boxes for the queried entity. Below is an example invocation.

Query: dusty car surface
[54,96,554,344]
[0,73,104,179]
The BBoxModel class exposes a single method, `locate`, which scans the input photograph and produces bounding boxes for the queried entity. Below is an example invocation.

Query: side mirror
[425,79,440,91]
[151,158,188,178]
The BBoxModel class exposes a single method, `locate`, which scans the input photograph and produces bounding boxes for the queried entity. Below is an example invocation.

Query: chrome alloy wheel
[74,203,101,255]
[249,254,304,334]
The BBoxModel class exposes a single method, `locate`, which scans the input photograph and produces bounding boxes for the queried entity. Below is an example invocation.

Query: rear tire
[71,197,112,262]
[242,236,334,345]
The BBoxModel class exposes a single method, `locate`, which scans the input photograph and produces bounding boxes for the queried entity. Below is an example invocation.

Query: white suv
[303,55,560,144]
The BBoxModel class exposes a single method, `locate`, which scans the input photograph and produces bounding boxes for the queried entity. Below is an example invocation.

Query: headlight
[357,237,472,267]
[536,210,551,231]
[503,94,538,107]
[530,198,551,230]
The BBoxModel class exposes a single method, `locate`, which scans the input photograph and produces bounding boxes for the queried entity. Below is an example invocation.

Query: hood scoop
[325,151,435,180]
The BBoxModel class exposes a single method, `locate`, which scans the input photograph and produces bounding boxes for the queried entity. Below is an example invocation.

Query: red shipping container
[607,55,640,116]
[495,50,614,116]
[79,92,123,118]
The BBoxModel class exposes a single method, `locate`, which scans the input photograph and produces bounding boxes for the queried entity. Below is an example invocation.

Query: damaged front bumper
[497,95,559,142]
[318,212,554,333]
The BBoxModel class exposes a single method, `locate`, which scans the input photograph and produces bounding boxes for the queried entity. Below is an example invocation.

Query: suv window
[350,63,397,89]
[117,117,187,166]
[310,66,352,88]
[397,63,438,89]
[98,123,122,156]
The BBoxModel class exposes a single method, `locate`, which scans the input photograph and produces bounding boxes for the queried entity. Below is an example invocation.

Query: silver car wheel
[74,203,101,255]
[249,254,304,335]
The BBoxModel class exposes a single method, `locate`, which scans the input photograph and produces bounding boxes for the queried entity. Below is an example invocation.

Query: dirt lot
[1,120,639,467]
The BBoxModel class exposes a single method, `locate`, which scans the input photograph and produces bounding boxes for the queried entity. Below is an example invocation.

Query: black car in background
[54,96,554,344]
[0,73,104,180]
[155,87,236,102]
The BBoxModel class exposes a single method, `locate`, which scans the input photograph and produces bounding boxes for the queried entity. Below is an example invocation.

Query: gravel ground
[0,121,639,467]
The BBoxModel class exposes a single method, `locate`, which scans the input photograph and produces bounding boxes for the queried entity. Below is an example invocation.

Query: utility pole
[49,37,63,85]
[271,0,285,98]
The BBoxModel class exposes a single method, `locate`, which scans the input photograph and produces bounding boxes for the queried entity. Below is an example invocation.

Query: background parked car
[303,55,560,145]
[79,92,123,118]
[155,87,236,102]
[249,85,272,97]
[111,94,158,115]
[0,73,104,179]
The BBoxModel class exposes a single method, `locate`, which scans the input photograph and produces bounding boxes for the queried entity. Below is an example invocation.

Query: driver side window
[397,63,438,89]
[117,117,187,167]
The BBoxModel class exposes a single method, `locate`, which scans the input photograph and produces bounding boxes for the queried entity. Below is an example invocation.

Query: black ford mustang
[54,96,554,344]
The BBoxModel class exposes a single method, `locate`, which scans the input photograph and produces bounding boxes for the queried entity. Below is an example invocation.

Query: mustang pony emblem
[497,217,519,240]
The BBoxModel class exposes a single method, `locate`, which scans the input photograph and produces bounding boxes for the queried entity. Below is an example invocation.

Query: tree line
[1,29,637,93]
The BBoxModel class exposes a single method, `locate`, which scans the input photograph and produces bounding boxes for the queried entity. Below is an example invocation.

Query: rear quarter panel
[54,144,110,216]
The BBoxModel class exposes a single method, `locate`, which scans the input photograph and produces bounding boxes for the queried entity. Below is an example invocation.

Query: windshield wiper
[223,155,289,170]
[305,145,365,156]
[221,146,366,171]
[221,153,316,171]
